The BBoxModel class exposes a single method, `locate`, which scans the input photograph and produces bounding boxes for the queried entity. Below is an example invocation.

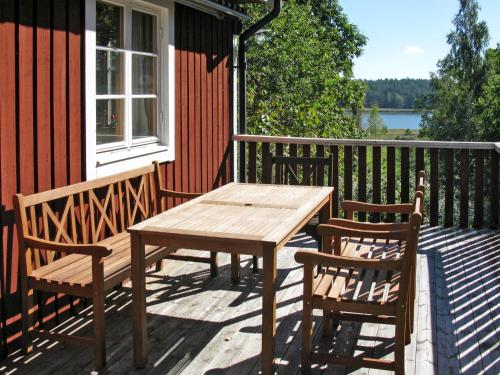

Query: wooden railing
[233,135,500,229]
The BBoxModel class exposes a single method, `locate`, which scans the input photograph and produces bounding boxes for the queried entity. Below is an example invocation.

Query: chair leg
[252,255,258,272]
[210,251,218,277]
[21,281,33,354]
[322,310,333,337]
[93,289,106,369]
[395,312,406,375]
[231,254,240,283]
[155,260,163,272]
[301,267,314,374]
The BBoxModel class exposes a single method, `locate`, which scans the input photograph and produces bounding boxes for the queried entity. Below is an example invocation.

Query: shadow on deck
[0,226,498,374]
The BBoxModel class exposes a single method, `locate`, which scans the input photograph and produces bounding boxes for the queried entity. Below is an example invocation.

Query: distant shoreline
[361,108,421,113]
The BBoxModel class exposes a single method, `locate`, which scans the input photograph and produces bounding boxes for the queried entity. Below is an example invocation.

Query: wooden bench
[295,188,425,374]
[13,162,215,369]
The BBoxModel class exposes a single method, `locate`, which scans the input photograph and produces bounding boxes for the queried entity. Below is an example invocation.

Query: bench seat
[29,233,175,293]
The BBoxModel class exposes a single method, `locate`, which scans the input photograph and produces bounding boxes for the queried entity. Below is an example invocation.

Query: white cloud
[403,45,424,55]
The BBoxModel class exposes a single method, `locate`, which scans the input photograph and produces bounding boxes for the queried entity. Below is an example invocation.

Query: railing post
[386,147,396,222]
[343,146,353,219]
[330,146,339,218]
[357,146,367,222]
[400,147,410,222]
[444,149,454,227]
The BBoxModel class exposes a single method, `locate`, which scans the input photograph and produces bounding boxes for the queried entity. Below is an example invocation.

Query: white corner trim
[85,0,97,180]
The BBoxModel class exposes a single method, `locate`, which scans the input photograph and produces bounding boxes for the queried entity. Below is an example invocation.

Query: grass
[366,128,422,140]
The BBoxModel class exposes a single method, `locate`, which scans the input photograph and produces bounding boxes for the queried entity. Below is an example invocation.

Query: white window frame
[85,0,175,179]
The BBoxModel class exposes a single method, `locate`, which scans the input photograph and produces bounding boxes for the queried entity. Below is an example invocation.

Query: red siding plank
[52,0,68,188]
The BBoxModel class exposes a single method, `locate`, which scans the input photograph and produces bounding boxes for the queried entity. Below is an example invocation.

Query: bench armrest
[341,201,413,216]
[317,222,408,240]
[24,236,112,258]
[294,250,402,271]
[157,188,202,200]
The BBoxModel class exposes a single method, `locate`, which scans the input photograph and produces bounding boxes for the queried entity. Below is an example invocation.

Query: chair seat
[29,232,175,291]
[312,237,403,315]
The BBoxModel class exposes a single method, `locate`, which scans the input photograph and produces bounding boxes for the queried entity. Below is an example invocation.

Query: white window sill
[94,144,173,178]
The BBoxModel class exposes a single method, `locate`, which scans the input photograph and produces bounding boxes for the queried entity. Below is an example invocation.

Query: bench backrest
[14,164,158,270]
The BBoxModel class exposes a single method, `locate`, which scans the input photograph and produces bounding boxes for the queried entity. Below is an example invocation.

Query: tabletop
[128,183,333,248]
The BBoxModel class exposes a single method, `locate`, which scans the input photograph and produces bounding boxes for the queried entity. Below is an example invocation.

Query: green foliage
[418,0,498,141]
[366,105,388,137]
[364,79,431,109]
[477,45,500,140]
[244,0,367,138]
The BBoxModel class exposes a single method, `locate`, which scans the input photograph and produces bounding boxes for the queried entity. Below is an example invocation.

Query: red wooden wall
[0,0,239,356]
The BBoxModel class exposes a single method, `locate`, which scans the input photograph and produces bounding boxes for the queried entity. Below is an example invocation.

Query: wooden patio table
[128,182,333,373]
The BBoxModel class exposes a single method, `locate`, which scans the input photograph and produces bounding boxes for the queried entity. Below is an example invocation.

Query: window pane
[132,11,156,53]
[96,2,123,48]
[96,99,125,145]
[132,55,156,94]
[132,98,157,140]
[96,50,124,95]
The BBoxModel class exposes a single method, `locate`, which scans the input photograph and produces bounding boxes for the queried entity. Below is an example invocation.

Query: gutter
[238,0,282,182]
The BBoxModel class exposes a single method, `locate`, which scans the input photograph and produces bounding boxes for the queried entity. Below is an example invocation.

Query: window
[86,0,175,178]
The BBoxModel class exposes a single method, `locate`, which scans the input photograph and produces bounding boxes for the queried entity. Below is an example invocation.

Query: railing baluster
[344,146,353,215]
[302,144,311,185]
[316,145,325,186]
[387,147,396,222]
[330,145,339,218]
[459,149,469,228]
[474,149,484,228]
[289,144,297,181]
[430,149,439,226]
[372,146,381,222]
[262,142,271,184]
[248,142,257,183]
[444,149,454,227]
[358,146,367,221]
[491,150,499,229]
[401,147,410,222]
[275,143,283,184]
[416,148,425,184]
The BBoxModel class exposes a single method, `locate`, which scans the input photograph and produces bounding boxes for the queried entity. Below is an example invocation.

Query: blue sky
[338,0,500,79]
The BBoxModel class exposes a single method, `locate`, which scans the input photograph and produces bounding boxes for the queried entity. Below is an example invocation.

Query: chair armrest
[341,200,413,215]
[294,250,402,271]
[24,236,112,258]
[326,218,409,232]
[158,188,202,199]
[317,222,408,240]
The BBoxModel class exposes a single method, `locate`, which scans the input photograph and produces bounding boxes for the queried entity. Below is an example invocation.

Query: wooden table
[128,183,333,373]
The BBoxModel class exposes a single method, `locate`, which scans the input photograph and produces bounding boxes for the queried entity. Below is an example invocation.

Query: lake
[361,110,422,130]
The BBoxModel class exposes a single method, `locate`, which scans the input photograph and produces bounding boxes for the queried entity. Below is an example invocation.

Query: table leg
[131,233,148,368]
[261,246,277,375]
[231,254,240,282]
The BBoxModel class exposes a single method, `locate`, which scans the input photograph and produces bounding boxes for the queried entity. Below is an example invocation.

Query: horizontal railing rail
[233,134,500,229]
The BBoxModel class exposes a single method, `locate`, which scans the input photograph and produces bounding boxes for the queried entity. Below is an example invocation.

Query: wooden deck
[1,226,499,374]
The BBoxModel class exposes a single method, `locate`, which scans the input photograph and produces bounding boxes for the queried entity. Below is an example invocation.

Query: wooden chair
[152,161,218,277]
[295,189,424,374]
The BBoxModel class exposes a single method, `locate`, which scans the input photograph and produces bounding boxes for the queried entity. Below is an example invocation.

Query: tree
[419,0,489,141]
[244,0,367,138]
[366,105,387,137]
[477,45,500,140]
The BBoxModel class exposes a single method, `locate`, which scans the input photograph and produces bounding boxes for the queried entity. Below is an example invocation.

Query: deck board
[1,226,499,374]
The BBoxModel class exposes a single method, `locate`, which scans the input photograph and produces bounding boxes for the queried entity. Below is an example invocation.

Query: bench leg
[21,279,33,353]
[210,252,218,277]
[92,257,106,369]
[252,255,258,272]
